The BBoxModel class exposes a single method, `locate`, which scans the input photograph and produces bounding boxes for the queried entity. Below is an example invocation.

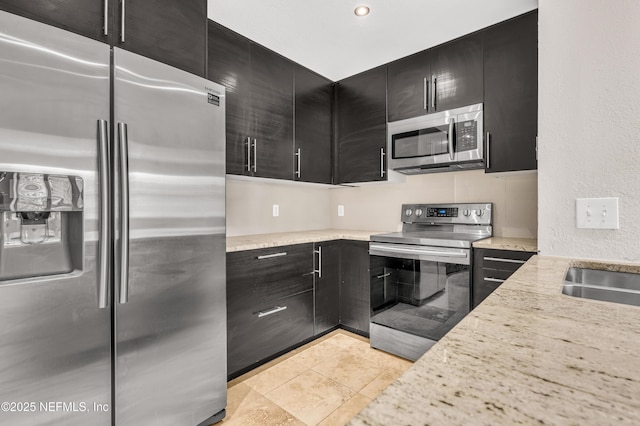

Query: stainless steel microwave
[387,103,484,174]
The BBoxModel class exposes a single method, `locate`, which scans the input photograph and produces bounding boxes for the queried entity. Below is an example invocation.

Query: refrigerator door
[0,11,111,426]
[113,48,226,425]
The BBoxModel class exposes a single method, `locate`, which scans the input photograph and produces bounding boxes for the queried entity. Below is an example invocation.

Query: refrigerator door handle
[118,122,130,304]
[98,119,111,309]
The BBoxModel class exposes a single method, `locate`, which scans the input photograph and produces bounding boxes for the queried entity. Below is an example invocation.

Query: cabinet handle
[376,272,391,279]
[486,132,491,169]
[256,252,287,260]
[484,257,527,264]
[120,0,125,43]
[423,77,428,111]
[103,0,109,36]
[314,247,322,278]
[295,148,301,178]
[252,139,257,172]
[431,75,436,110]
[246,137,251,172]
[257,306,287,318]
[380,147,386,178]
[484,277,506,283]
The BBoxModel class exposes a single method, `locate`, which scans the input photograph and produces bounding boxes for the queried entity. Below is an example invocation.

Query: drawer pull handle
[483,257,527,264]
[257,306,287,318]
[376,273,391,279]
[485,277,506,283]
[257,252,287,260]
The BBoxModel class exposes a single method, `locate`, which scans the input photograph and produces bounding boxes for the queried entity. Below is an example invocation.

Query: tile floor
[221,330,413,426]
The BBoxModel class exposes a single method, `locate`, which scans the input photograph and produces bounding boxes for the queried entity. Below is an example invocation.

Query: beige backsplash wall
[226,177,332,236]
[227,170,537,238]
[330,170,538,237]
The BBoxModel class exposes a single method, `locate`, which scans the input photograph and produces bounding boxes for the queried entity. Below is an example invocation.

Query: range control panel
[401,203,492,225]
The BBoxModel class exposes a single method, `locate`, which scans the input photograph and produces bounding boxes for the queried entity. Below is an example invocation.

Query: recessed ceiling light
[354,5,370,17]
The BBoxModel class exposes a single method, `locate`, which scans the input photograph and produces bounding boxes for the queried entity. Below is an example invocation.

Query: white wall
[538,0,640,262]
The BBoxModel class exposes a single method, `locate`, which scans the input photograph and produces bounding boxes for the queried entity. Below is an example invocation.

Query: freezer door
[0,11,111,426]
[113,48,226,425]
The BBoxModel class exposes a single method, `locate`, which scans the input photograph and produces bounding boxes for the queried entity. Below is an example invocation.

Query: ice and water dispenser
[0,172,84,280]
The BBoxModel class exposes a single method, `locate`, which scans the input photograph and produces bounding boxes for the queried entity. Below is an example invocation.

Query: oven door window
[391,125,450,159]
[370,256,470,342]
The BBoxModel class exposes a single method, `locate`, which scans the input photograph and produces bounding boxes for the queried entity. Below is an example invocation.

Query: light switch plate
[576,197,619,229]
[338,205,345,217]
[272,204,279,217]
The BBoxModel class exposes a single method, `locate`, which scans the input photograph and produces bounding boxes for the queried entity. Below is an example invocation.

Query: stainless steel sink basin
[562,267,640,307]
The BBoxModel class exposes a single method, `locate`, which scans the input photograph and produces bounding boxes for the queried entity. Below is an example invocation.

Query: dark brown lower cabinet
[227,291,313,377]
[339,241,370,335]
[314,241,341,335]
[227,240,372,378]
[473,248,534,308]
[226,244,314,378]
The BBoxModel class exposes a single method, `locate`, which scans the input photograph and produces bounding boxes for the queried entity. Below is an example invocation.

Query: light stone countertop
[351,255,640,425]
[472,236,538,252]
[226,229,386,252]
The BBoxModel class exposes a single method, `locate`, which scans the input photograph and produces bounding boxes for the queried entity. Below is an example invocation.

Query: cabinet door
[116,0,207,77]
[336,65,387,184]
[250,43,294,180]
[430,32,484,112]
[484,11,538,173]
[314,241,340,335]
[208,22,252,176]
[0,0,110,43]
[339,241,370,335]
[387,51,430,122]
[294,66,332,184]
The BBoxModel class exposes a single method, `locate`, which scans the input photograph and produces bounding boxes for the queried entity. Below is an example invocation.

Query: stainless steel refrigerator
[0,11,227,426]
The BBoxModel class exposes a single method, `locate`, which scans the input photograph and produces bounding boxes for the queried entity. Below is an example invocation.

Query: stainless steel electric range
[369,203,492,361]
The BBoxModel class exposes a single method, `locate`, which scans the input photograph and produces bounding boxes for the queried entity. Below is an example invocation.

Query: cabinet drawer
[228,274,313,313]
[227,243,313,284]
[228,290,314,376]
[481,250,534,273]
[481,267,516,281]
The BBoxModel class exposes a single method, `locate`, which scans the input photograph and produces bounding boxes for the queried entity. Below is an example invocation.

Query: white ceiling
[208,0,538,81]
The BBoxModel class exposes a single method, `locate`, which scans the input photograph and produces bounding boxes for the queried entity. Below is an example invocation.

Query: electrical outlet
[576,197,619,229]
[338,205,344,217]
[272,204,279,217]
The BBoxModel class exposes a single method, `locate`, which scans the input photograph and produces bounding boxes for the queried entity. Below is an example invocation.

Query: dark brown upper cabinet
[208,22,294,180]
[336,65,388,184]
[294,66,333,184]
[0,0,111,43]
[115,0,207,77]
[387,32,483,122]
[0,0,207,77]
[207,21,252,176]
[483,11,538,173]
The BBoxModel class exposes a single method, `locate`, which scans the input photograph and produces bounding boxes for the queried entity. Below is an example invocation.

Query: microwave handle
[448,118,455,160]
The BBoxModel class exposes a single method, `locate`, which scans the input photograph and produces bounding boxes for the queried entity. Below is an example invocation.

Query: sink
[562,267,640,307]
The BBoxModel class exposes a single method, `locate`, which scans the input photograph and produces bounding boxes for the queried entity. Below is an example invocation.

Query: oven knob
[415,208,423,217]
[463,209,471,217]
[405,208,413,217]
[475,209,484,217]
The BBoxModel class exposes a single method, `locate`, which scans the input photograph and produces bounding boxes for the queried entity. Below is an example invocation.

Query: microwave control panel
[456,120,477,152]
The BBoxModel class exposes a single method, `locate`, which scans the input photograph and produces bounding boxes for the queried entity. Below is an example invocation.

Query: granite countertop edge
[472,236,538,252]
[226,229,386,252]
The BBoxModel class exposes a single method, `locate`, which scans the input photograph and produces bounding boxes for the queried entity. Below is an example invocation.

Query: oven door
[387,103,483,172]
[369,242,471,360]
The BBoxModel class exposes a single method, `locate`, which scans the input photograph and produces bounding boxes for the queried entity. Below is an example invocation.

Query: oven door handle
[369,243,468,259]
